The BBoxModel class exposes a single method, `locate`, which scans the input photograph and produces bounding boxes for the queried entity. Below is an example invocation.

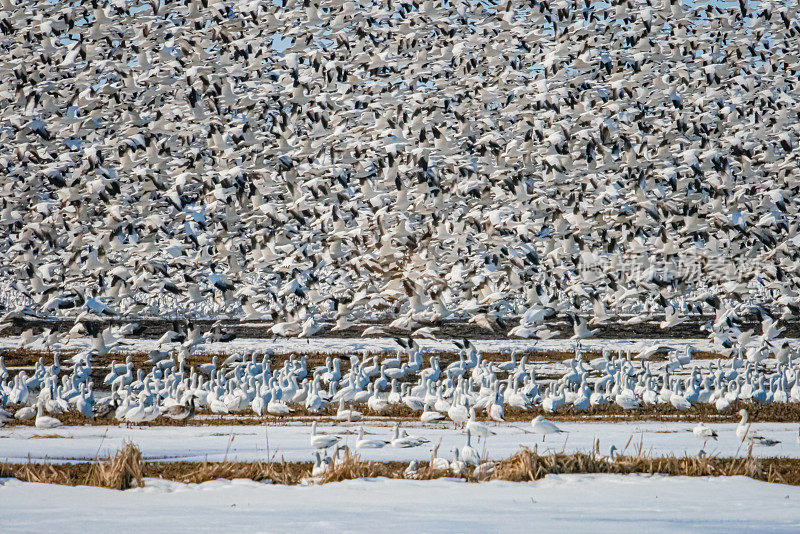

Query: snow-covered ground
[2,421,797,464]
[1,475,799,533]
[0,335,724,357]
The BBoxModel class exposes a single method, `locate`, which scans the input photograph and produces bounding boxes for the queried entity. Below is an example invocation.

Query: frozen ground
[1,474,799,533]
[0,335,725,356]
[2,421,797,464]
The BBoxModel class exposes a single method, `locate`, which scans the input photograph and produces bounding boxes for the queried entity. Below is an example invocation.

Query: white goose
[355,426,389,449]
[335,398,363,422]
[459,429,481,466]
[692,422,718,448]
[531,415,566,442]
[420,402,444,424]
[35,401,62,429]
[736,409,781,446]
[309,421,340,450]
[465,407,492,439]
[390,423,427,448]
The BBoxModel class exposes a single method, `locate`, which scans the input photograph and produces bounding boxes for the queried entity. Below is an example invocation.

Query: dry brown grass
[0,441,143,489]
[317,450,416,484]
[491,447,800,486]
[151,459,311,485]
[84,441,144,489]
[2,446,800,489]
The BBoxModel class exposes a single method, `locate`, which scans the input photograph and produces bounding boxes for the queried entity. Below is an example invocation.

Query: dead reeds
[84,441,144,489]
[2,445,799,490]
[490,447,800,486]
[0,441,144,490]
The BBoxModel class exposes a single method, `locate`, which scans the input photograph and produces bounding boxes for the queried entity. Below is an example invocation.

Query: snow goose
[124,392,149,424]
[450,448,467,476]
[459,429,481,466]
[390,423,427,448]
[267,389,294,416]
[669,380,692,410]
[15,405,36,421]
[420,402,445,424]
[447,393,469,429]
[209,396,230,417]
[430,454,450,473]
[355,426,389,449]
[75,385,95,419]
[305,382,327,413]
[542,385,565,413]
[736,409,750,440]
[35,401,62,429]
[251,392,267,416]
[614,389,640,410]
[735,409,779,445]
[434,386,451,413]
[747,434,781,447]
[164,395,196,421]
[312,451,332,477]
[367,389,389,414]
[589,381,608,407]
[692,422,718,448]
[403,387,426,412]
[335,398,363,422]
[488,385,504,421]
[572,380,591,411]
[714,394,731,413]
[404,460,420,479]
[473,461,495,481]
[310,421,340,450]
[531,415,566,442]
[466,407,492,438]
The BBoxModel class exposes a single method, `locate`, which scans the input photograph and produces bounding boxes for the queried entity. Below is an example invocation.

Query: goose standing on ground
[531,415,567,442]
[466,408,492,439]
[447,395,469,429]
[459,429,481,466]
[692,422,718,450]
[736,409,751,440]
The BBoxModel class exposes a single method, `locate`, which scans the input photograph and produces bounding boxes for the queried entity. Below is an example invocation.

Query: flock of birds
[0,0,798,360]
[309,407,785,479]
[1,339,798,453]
